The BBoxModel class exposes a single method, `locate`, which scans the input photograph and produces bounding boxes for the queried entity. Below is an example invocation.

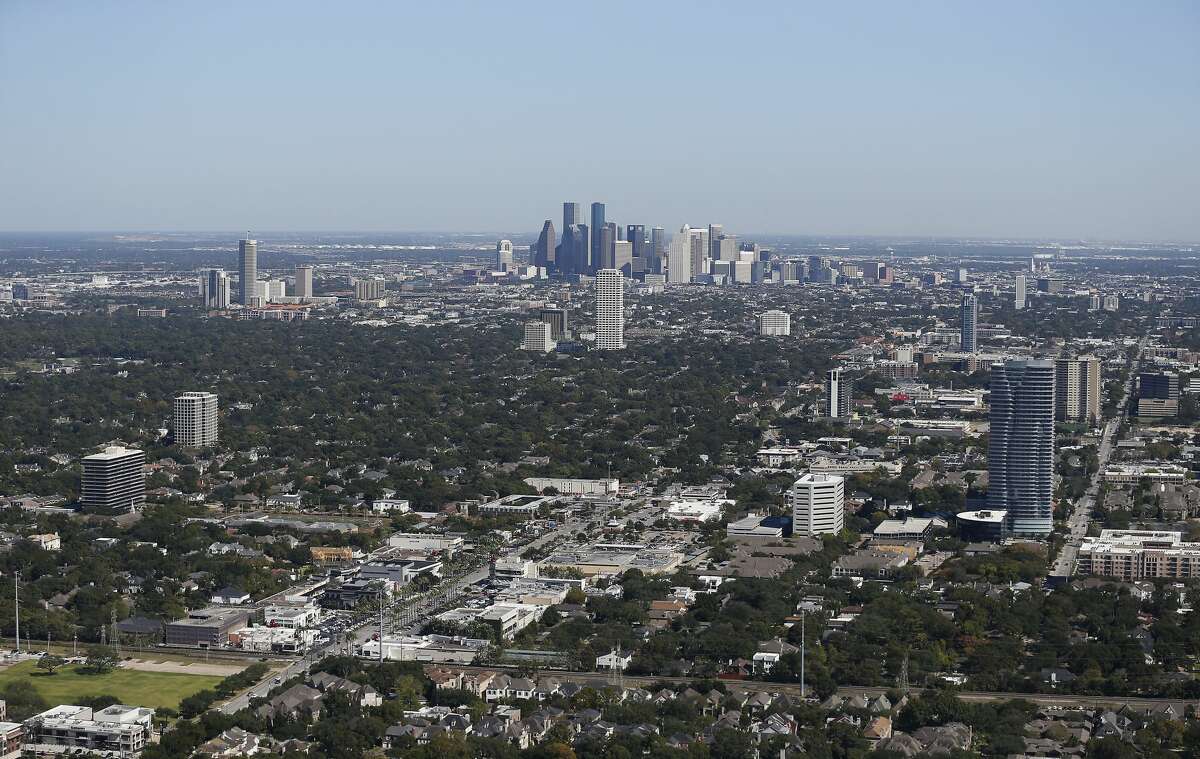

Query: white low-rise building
[524,477,619,496]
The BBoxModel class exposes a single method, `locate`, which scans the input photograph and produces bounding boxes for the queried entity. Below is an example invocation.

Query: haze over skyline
[1,1,1197,241]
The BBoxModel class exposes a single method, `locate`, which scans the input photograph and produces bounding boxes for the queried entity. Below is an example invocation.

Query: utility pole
[13,571,19,656]
[799,609,806,700]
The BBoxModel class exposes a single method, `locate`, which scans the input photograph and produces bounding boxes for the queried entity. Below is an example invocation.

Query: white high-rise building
[172,391,219,448]
[667,226,693,284]
[894,345,915,363]
[81,447,146,512]
[238,238,258,306]
[789,473,845,536]
[757,310,791,336]
[521,321,556,353]
[496,240,514,270]
[265,279,287,302]
[594,269,625,350]
[295,265,314,298]
[1014,274,1027,310]
[825,368,852,418]
[200,269,231,309]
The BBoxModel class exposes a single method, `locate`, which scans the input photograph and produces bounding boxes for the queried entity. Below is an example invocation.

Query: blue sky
[1,1,1197,240]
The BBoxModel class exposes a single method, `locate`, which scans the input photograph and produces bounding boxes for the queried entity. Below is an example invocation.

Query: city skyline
[1,3,1198,240]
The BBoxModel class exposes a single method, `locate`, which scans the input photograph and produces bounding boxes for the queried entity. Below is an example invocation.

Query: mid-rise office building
[1138,371,1180,418]
[540,307,568,340]
[757,310,791,336]
[594,269,624,350]
[200,269,231,309]
[294,265,314,298]
[825,368,852,419]
[960,294,978,352]
[496,239,514,269]
[238,237,258,306]
[1014,274,1027,309]
[521,321,556,353]
[534,220,556,270]
[789,473,845,536]
[172,391,219,448]
[1055,357,1101,423]
[81,446,146,512]
[23,704,154,758]
[988,360,1055,536]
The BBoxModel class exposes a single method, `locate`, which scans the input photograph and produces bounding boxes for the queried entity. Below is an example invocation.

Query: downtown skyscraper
[533,220,556,270]
[988,359,1055,536]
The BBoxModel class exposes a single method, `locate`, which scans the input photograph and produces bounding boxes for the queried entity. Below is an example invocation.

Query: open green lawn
[0,661,224,711]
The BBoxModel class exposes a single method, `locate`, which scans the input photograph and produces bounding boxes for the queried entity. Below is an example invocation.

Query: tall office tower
[825,368,852,418]
[521,321,556,353]
[960,294,979,352]
[172,391,219,447]
[807,256,826,278]
[1054,357,1101,424]
[988,359,1055,536]
[863,262,882,281]
[354,278,386,300]
[689,228,708,278]
[716,236,739,262]
[539,307,569,339]
[200,269,231,309]
[956,267,969,284]
[556,224,589,276]
[81,446,146,512]
[238,237,258,306]
[627,225,647,264]
[563,202,581,231]
[534,220,556,270]
[757,310,791,336]
[596,224,616,269]
[652,226,672,271]
[789,473,845,536]
[594,269,625,350]
[590,203,606,267]
[295,265,313,298]
[1015,274,1027,310]
[496,239,514,269]
[613,240,633,275]
[667,226,693,283]
[708,224,724,259]
[1137,371,1180,418]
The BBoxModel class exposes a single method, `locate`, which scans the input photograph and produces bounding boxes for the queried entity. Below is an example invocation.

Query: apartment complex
[23,704,154,758]
[1078,530,1200,580]
[1054,357,1101,423]
[757,309,791,336]
[172,391,219,447]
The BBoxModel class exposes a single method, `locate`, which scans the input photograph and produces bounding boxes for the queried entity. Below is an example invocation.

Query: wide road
[1049,340,1144,580]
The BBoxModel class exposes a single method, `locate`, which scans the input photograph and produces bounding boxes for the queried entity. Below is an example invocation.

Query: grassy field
[0,661,224,711]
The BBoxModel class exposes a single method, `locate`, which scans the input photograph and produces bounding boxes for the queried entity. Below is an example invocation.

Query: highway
[1049,342,1142,580]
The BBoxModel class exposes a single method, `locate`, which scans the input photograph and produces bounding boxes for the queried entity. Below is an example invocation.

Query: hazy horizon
[2,1,1197,241]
